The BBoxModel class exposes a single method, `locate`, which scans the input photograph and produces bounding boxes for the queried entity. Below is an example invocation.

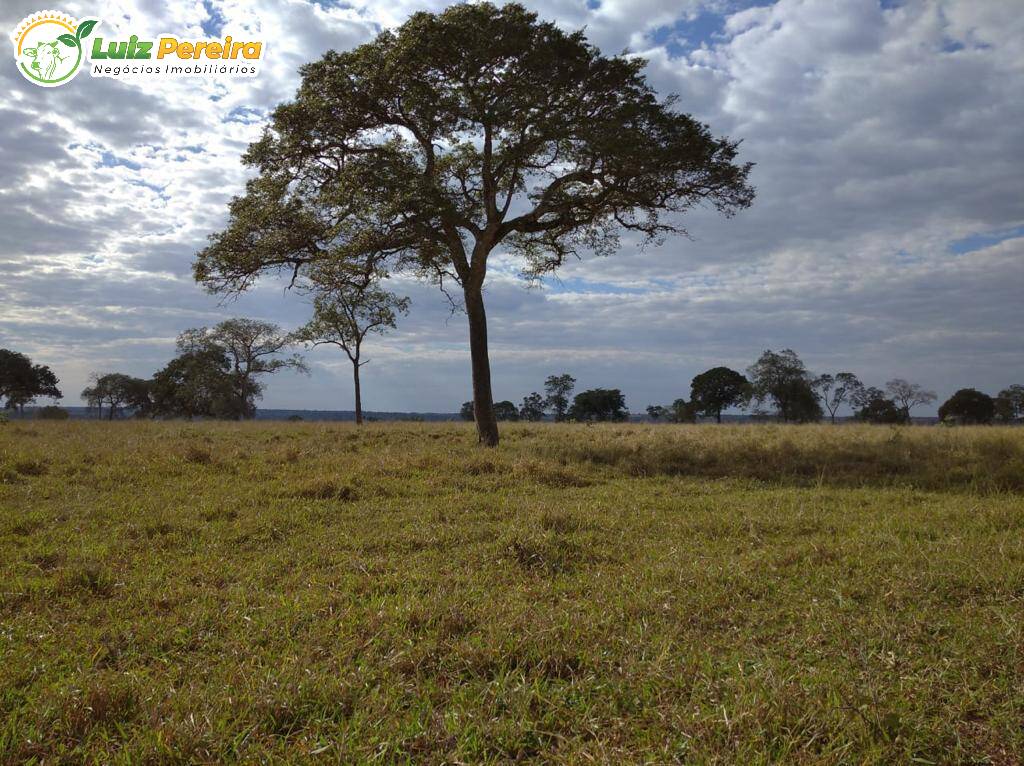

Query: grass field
[1,421,1022,764]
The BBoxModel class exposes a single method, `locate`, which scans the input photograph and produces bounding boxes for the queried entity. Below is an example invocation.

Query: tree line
[462,349,1024,425]
[2,342,1021,425]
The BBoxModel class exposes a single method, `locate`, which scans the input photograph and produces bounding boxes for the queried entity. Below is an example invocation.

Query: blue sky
[1,0,1022,415]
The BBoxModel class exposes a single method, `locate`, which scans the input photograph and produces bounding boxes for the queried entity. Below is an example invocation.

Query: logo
[11,10,264,87]
[11,11,97,87]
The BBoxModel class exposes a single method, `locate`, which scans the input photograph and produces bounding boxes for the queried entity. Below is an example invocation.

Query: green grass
[1,421,1022,764]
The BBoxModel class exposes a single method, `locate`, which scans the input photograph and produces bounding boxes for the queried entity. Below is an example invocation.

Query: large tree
[938,388,995,425]
[0,349,62,412]
[690,366,750,423]
[179,319,306,419]
[885,378,937,422]
[193,3,753,446]
[293,280,409,425]
[747,349,822,423]
[150,346,255,420]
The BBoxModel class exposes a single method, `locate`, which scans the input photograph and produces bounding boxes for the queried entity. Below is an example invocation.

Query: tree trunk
[464,284,499,447]
[353,362,363,426]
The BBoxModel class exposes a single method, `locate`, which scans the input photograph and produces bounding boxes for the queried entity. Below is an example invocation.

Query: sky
[1,0,1021,416]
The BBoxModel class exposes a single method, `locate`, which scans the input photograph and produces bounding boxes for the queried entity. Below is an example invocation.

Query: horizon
[2,0,1022,418]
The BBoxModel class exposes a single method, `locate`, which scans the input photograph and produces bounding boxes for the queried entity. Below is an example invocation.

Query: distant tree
[747,349,822,422]
[150,346,254,420]
[569,388,627,422]
[646,405,669,421]
[36,405,69,420]
[293,282,409,425]
[852,387,904,424]
[885,378,937,422]
[669,398,698,423]
[179,319,306,419]
[0,349,62,412]
[938,388,995,425]
[193,3,754,447]
[493,400,520,421]
[460,401,475,421]
[690,366,750,423]
[520,392,546,422]
[816,372,864,424]
[544,374,577,422]
[81,373,151,420]
[994,384,1024,423]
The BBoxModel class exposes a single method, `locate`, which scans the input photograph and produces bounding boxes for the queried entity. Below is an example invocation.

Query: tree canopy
[816,372,864,424]
[852,387,904,424]
[544,374,576,422]
[938,388,995,425]
[150,346,254,420]
[994,384,1024,423]
[179,319,306,419]
[569,388,627,422]
[519,392,546,421]
[0,349,61,411]
[193,2,753,445]
[81,373,151,420]
[885,378,937,421]
[690,366,750,423]
[747,349,822,423]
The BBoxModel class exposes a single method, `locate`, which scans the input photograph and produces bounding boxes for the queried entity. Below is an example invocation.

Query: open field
[1,421,1022,764]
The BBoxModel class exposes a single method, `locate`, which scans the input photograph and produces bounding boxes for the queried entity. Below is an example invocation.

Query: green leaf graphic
[58,33,77,47]
[76,20,98,40]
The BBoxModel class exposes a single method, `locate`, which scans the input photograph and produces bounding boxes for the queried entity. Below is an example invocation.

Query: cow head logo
[11,11,98,87]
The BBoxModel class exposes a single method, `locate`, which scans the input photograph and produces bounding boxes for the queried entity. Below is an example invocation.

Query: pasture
[1,421,1022,764]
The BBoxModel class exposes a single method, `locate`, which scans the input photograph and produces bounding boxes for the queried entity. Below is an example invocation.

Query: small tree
[885,378,937,422]
[994,384,1024,423]
[460,401,475,421]
[520,392,546,422]
[938,389,995,425]
[852,387,904,424]
[690,366,750,423]
[646,404,669,421]
[747,349,822,423]
[194,3,754,446]
[668,399,698,423]
[81,373,151,420]
[293,283,409,425]
[0,349,62,412]
[494,401,520,421]
[544,374,576,422]
[180,319,306,419]
[816,372,864,424]
[569,388,627,422]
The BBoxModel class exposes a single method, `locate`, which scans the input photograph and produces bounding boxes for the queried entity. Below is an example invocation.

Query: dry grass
[0,420,1022,764]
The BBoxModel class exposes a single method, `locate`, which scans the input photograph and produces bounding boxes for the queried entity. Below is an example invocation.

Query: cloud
[0,0,1022,415]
